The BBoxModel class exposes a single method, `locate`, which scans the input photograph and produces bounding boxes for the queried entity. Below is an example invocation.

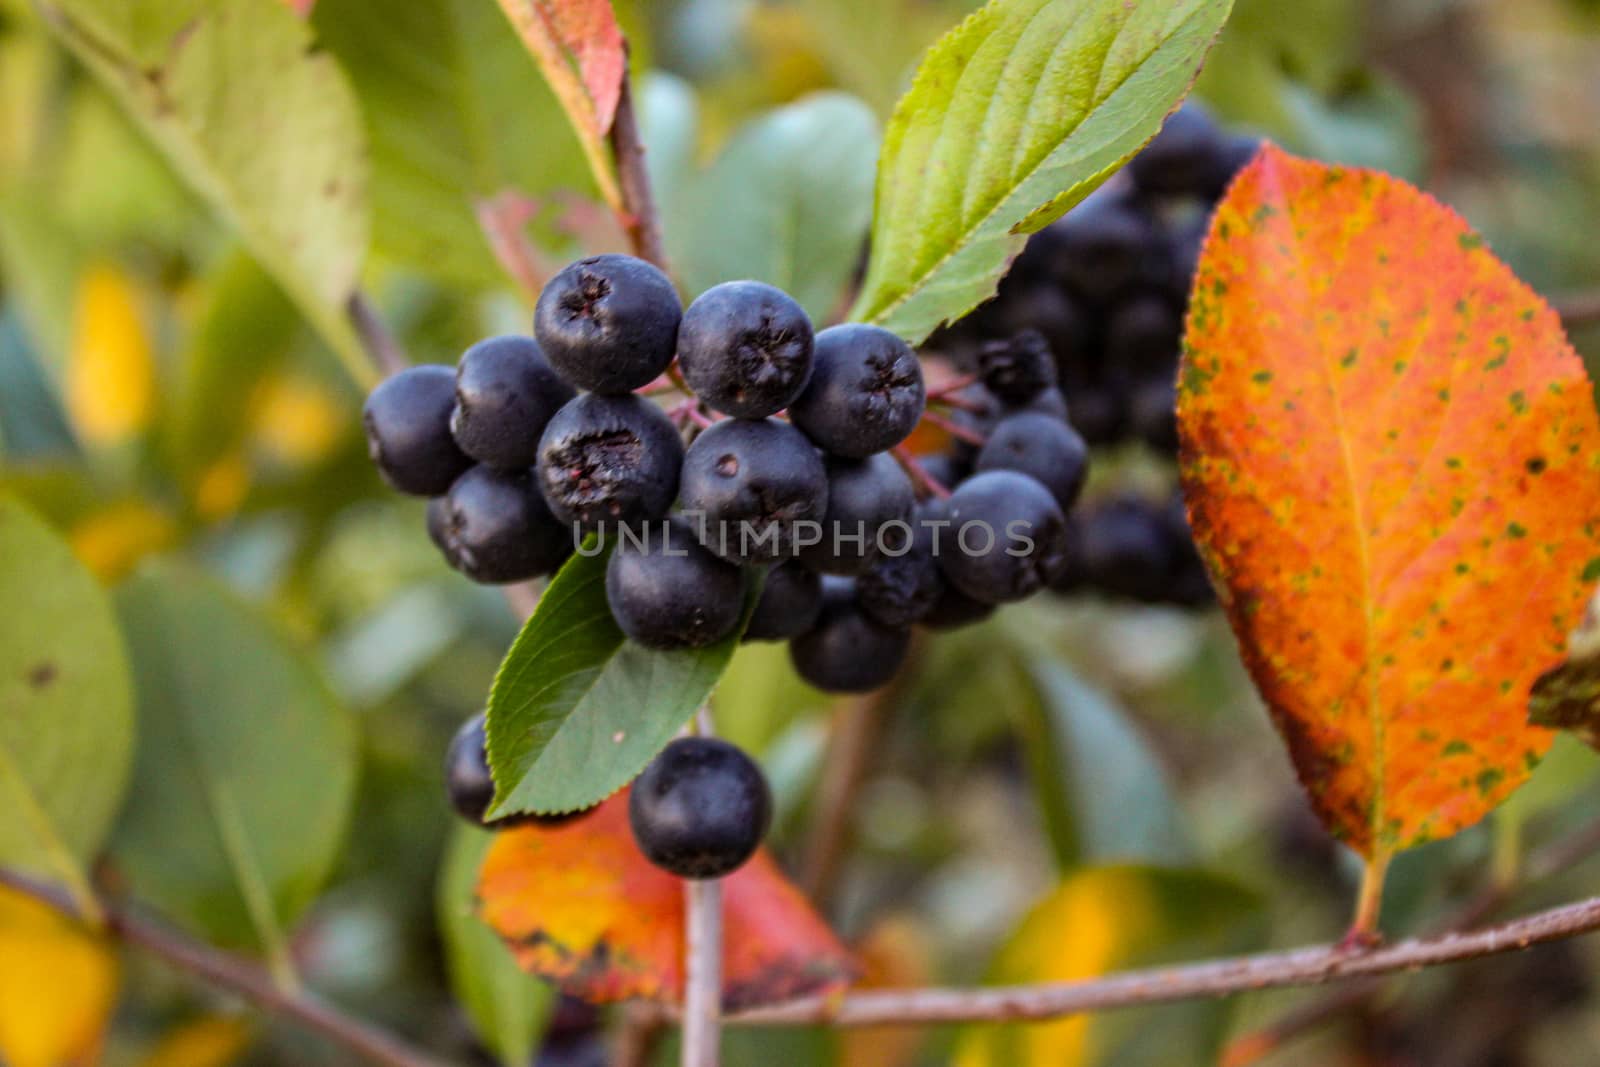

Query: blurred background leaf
[0,884,118,1067]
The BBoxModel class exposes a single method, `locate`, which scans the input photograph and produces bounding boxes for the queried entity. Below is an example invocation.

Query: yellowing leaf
[840,916,935,1067]
[69,500,177,581]
[134,1017,253,1067]
[249,374,348,467]
[0,885,118,1067]
[954,867,1261,1067]
[1179,146,1600,858]
[190,453,251,523]
[66,263,155,444]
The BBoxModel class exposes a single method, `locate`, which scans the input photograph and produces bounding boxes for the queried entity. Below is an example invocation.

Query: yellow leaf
[134,1016,253,1067]
[67,263,156,444]
[0,886,118,1067]
[191,453,252,523]
[249,374,348,467]
[69,500,177,581]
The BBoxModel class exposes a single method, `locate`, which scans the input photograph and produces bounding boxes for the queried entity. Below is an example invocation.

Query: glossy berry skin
[977,328,1057,405]
[1127,101,1225,198]
[800,452,914,576]
[789,577,911,693]
[856,503,945,628]
[451,335,575,470]
[938,470,1068,604]
[537,394,683,535]
[744,561,824,642]
[629,737,772,879]
[976,412,1090,511]
[444,714,590,829]
[676,281,815,418]
[605,518,746,650]
[363,365,472,496]
[789,324,925,458]
[678,418,827,563]
[438,466,573,583]
[534,254,682,394]
[1079,497,1175,602]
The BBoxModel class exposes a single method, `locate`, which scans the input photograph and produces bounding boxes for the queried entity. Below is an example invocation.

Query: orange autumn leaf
[476,790,854,1009]
[1178,144,1600,858]
[494,0,625,138]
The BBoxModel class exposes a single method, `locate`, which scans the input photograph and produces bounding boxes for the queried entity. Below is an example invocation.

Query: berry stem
[609,60,670,272]
[474,191,554,302]
[346,293,409,378]
[918,408,987,448]
[891,447,953,500]
[682,876,724,1067]
[1344,852,1391,949]
[924,372,979,400]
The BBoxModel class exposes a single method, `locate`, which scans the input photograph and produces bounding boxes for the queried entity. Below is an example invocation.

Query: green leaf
[112,561,358,976]
[666,92,880,323]
[955,866,1263,1067]
[850,0,1234,343]
[313,0,593,287]
[486,543,756,817]
[0,498,134,908]
[40,0,372,384]
[437,826,553,1067]
[1015,658,1189,870]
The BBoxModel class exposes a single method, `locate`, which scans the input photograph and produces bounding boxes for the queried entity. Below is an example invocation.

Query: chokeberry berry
[676,281,815,418]
[789,577,911,692]
[536,394,683,534]
[1202,133,1263,202]
[605,518,747,650]
[994,282,1091,377]
[799,452,914,575]
[1064,383,1125,446]
[920,582,997,630]
[451,335,575,470]
[856,503,946,628]
[1079,496,1175,602]
[788,324,925,457]
[938,470,1068,604]
[1054,185,1160,303]
[1127,100,1225,198]
[744,560,824,642]
[629,737,772,879]
[678,417,827,563]
[445,714,592,828]
[975,411,1089,511]
[1105,293,1181,374]
[438,466,573,583]
[1128,378,1178,454]
[977,329,1057,405]
[534,254,682,394]
[363,365,471,496]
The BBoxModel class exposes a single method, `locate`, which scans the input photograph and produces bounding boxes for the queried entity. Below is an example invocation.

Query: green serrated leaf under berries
[485,543,759,818]
[850,0,1234,344]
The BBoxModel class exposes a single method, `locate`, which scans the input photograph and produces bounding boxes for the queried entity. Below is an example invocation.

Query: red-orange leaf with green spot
[476,790,854,1008]
[1178,144,1600,859]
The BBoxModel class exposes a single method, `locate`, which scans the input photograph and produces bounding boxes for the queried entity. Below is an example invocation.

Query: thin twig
[1556,290,1600,329]
[925,373,979,400]
[609,57,668,272]
[919,408,986,447]
[629,891,1600,1027]
[475,192,555,302]
[346,294,409,378]
[683,877,724,1067]
[0,868,458,1067]
[891,448,953,501]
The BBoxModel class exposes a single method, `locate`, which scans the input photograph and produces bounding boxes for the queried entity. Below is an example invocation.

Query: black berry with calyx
[451,335,575,470]
[977,328,1057,405]
[445,714,591,829]
[951,381,1071,465]
[744,560,824,642]
[789,324,925,458]
[537,394,683,534]
[789,577,911,693]
[975,411,1089,511]
[938,470,1068,604]
[678,417,827,564]
[1079,496,1176,602]
[630,737,772,879]
[534,254,682,394]
[856,504,946,628]
[800,451,914,576]
[605,517,746,650]
[676,281,815,418]
[363,365,472,496]
[437,466,572,583]
[1127,100,1225,198]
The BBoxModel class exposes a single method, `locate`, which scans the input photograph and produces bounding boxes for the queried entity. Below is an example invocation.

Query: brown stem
[0,869,459,1067]
[346,293,409,378]
[919,408,986,447]
[609,59,668,272]
[683,877,724,1067]
[925,373,979,400]
[628,890,1600,1027]
[475,192,555,302]
[891,448,953,501]
[1556,290,1600,329]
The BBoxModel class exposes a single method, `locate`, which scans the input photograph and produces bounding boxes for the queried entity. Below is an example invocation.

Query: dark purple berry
[975,412,1089,512]
[1129,378,1178,454]
[789,577,911,693]
[1105,293,1182,375]
[977,329,1058,405]
[536,394,683,534]
[451,335,575,470]
[856,504,945,627]
[1127,101,1226,198]
[744,561,823,642]
[1080,497,1175,602]
[676,281,814,418]
[629,737,771,879]
[445,714,591,828]
[678,418,827,563]
[605,518,746,650]
[789,324,925,457]
[1053,185,1162,303]
[937,470,1068,604]
[799,452,914,576]
[534,254,682,394]
[363,365,472,496]
[921,583,997,630]
[438,466,572,583]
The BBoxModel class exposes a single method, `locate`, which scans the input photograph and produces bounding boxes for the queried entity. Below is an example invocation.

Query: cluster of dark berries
[444,713,771,880]
[363,252,1084,696]
[921,102,1256,607]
